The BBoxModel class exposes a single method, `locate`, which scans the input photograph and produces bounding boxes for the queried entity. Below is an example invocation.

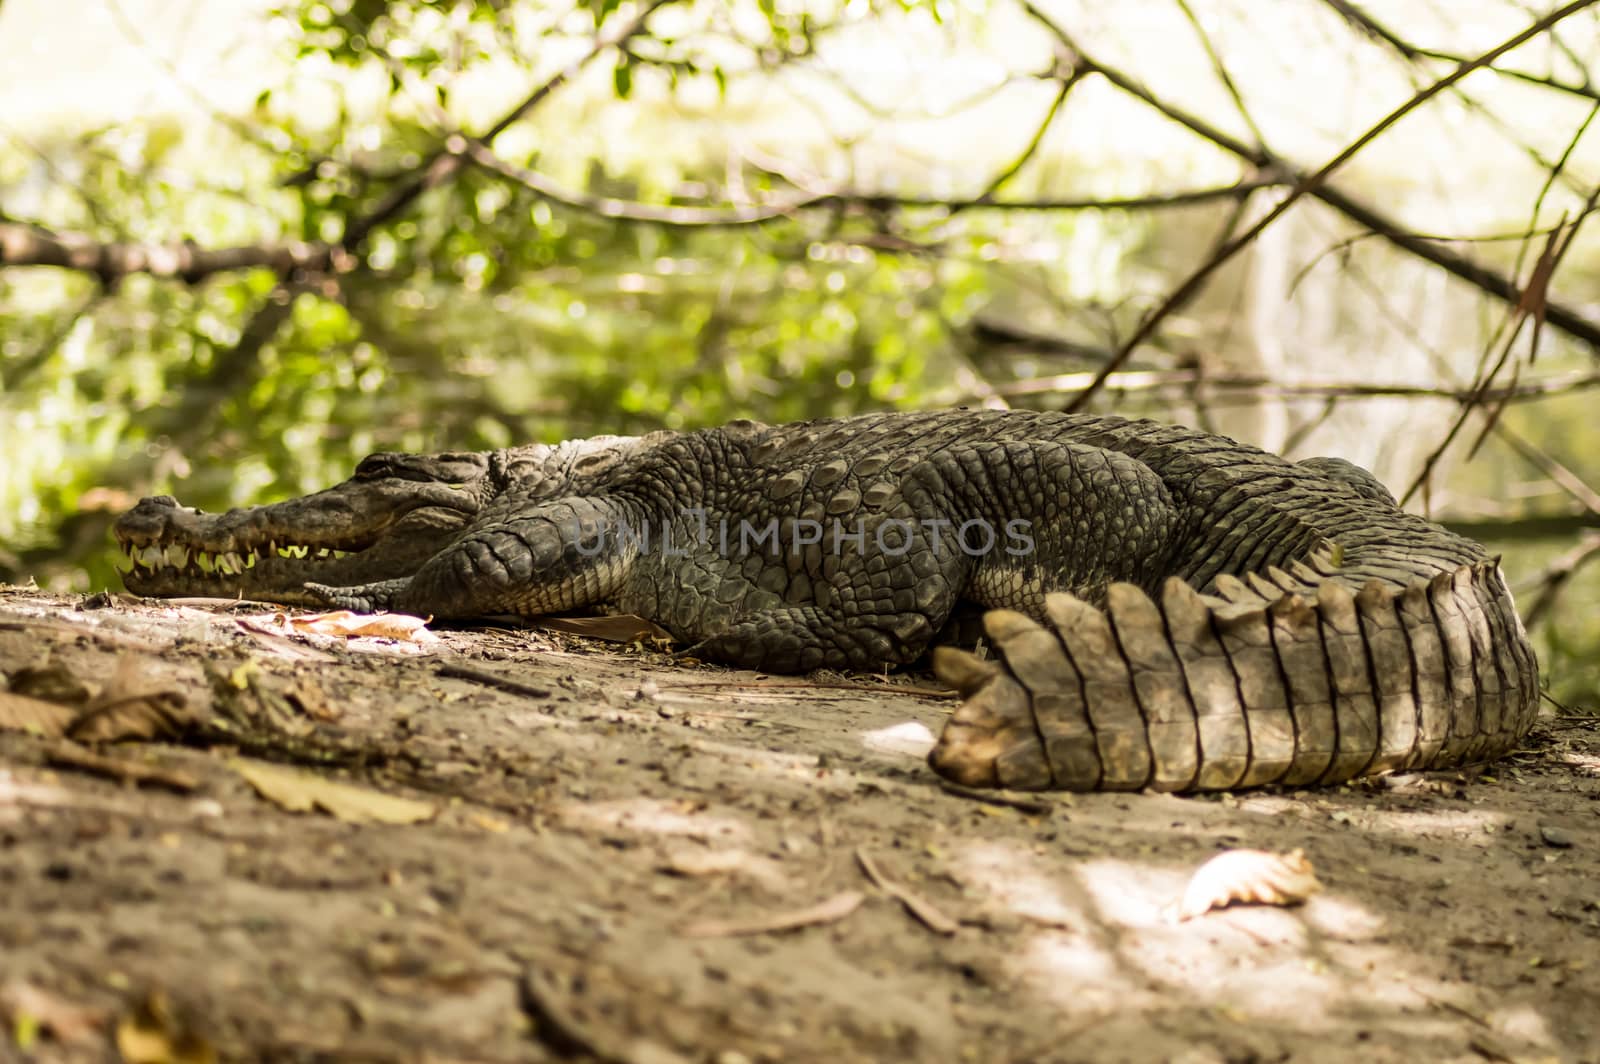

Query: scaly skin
[113,410,1541,792]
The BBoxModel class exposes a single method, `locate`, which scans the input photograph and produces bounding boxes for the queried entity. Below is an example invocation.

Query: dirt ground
[0,586,1597,1064]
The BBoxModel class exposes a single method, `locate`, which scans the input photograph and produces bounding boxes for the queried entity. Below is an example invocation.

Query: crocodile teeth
[139,546,165,569]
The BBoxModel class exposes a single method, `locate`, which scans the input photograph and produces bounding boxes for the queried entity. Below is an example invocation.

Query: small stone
[1539,825,1574,849]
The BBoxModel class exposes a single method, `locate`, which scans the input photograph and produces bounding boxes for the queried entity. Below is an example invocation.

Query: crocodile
[112,409,1540,792]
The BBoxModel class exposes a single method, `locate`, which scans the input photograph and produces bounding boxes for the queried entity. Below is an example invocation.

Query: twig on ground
[434,662,554,700]
[855,848,959,935]
[678,889,865,937]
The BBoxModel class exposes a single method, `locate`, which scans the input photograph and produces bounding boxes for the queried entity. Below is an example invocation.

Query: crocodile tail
[927,560,1539,792]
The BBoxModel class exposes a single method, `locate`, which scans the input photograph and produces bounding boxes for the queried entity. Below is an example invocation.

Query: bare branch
[967,73,1077,205]
[1521,532,1600,626]
[1322,0,1600,106]
[468,141,1279,227]
[1018,0,1600,413]
[1402,185,1600,504]
[1493,422,1600,518]
[981,368,1600,405]
[1171,0,1267,148]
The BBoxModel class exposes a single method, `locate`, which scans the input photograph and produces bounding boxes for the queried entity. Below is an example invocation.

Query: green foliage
[1,0,1116,588]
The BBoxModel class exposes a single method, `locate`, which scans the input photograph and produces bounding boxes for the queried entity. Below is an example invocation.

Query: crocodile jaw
[112,466,486,603]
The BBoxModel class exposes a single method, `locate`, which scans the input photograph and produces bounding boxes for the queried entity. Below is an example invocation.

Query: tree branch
[466,141,1281,227]
[0,222,330,285]
[981,367,1600,405]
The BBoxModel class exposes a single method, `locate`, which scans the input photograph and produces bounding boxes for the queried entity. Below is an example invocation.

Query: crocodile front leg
[306,495,640,619]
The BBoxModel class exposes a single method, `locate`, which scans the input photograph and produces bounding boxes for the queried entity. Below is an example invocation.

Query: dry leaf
[1177,848,1322,921]
[0,690,78,737]
[535,614,674,643]
[232,758,435,824]
[114,990,215,1064]
[287,610,437,642]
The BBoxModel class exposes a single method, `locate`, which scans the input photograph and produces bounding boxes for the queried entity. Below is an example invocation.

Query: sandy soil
[0,586,1596,1064]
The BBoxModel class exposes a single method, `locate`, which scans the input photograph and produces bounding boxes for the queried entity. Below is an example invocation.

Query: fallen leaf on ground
[534,613,674,643]
[286,610,437,642]
[1176,848,1323,921]
[232,758,436,824]
[0,690,79,737]
[115,990,215,1064]
[679,890,864,938]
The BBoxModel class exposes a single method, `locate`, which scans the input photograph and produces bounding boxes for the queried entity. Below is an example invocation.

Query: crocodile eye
[354,454,393,480]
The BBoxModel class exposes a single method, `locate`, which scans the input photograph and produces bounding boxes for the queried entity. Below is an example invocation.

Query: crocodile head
[113,451,493,604]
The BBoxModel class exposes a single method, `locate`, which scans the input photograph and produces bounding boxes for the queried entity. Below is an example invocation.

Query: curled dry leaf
[1177,848,1322,921]
[287,610,438,642]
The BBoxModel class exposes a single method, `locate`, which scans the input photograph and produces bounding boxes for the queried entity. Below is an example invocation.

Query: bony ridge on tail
[111,409,1539,792]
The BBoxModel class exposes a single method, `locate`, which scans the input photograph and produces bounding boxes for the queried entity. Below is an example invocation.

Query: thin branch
[463,145,823,225]
[981,368,1600,404]
[1402,185,1600,504]
[1321,0,1600,106]
[1018,0,1600,413]
[1521,531,1600,626]
[1493,421,1600,518]
[467,143,1281,227]
[1171,0,1267,148]
[1,290,107,389]
[967,73,1077,204]
[1323,0,1592,200]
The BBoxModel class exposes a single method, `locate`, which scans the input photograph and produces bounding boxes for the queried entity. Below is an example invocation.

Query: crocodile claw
[303,582,392,613]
